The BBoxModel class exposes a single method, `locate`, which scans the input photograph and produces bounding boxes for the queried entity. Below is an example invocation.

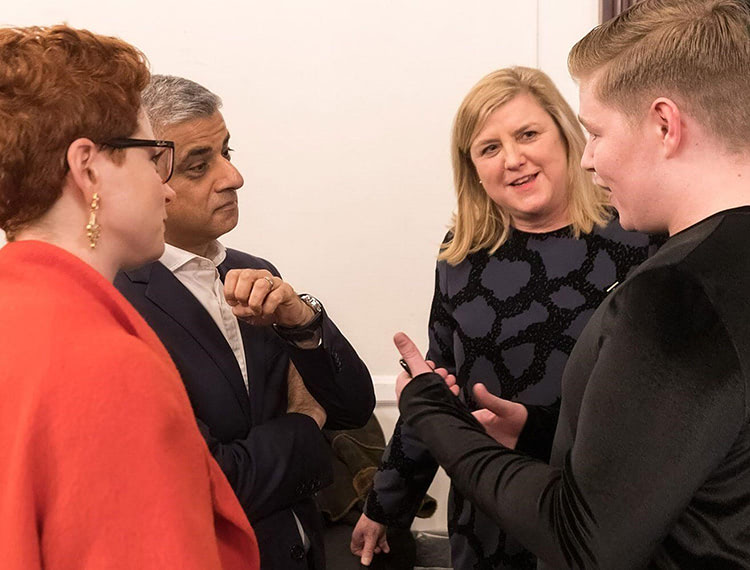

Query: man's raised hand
[224,269,314,327]
[471,383,528,448]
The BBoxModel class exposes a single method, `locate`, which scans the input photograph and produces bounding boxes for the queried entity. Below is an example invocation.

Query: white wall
[3,0,599,532]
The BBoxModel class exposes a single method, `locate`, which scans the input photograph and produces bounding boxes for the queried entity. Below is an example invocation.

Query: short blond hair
[569,0,750,153]
[440,67,611,265]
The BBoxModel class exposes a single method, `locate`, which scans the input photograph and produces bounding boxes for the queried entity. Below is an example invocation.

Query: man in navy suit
[115,75,375,569]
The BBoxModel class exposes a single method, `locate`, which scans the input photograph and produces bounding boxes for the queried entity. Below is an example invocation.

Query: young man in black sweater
[394,1,750,567]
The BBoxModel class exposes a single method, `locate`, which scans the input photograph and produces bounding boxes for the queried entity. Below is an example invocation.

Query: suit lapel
[237,319,272,423]
[134,262,252,420]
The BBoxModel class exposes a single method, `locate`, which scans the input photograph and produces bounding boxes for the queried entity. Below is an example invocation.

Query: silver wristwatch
[299,293,323,319]
[273,293,324,345]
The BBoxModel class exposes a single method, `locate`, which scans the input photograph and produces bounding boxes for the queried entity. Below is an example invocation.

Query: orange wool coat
[0,241,260,569]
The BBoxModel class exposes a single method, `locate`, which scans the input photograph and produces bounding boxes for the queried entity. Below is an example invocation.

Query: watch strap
[273,294,324,343]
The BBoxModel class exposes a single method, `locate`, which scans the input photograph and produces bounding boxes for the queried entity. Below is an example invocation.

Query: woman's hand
[350,513,389,566]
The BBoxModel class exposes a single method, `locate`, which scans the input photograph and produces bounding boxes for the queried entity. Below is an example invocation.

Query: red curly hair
[0,25,150,239]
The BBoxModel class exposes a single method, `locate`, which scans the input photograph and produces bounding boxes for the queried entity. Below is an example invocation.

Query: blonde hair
[440,66,611,265]
[568,0,750,153]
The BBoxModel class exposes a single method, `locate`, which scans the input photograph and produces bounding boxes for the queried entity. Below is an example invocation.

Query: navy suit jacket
[115,248,375,569]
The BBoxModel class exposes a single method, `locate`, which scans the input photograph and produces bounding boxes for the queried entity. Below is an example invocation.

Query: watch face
[300,294,323,313]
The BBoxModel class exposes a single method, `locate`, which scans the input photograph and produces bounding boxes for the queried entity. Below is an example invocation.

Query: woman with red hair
[0,25,259,569]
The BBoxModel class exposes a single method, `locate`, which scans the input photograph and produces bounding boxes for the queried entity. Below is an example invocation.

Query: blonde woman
[352,67,659,568]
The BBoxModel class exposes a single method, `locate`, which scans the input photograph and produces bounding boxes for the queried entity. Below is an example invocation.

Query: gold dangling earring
[86,193,101,249]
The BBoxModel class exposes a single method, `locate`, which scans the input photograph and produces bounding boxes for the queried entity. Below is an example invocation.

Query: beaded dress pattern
[365,220,660,569]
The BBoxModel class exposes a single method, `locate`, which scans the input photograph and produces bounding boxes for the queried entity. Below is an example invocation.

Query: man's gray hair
[142,75,222,135]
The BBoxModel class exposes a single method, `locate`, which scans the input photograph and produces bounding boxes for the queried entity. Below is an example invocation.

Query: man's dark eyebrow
[178,132,232,168]
[178,146,212,168]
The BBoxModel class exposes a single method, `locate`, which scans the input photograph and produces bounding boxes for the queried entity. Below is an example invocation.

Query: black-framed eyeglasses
[101,138,175,184]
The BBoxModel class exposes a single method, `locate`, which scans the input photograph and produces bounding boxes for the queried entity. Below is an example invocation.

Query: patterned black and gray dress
[364,220,660,569]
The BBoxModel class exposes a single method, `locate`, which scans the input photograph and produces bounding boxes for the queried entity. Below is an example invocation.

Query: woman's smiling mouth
[508,172,539,188]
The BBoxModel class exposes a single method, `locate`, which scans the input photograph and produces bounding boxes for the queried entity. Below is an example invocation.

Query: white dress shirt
[161,241,249,391]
